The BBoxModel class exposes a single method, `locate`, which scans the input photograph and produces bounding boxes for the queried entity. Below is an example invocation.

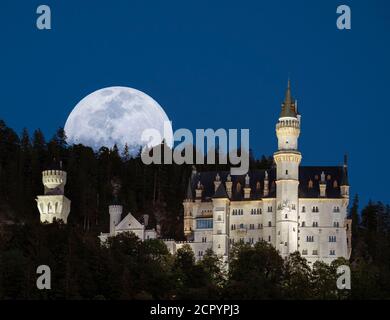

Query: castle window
[292,204,296,210]
[302,249,307,255]
[301,221,306,227]
[308,180,313,189]
[268,206,273,212]
[329,236,336,242]
[268,221,272,227]
[301,206,306,213]
[268,235,271,242]
[285,214,288,219]
[231,224,236,230]
[306,235,314,242]
[202,237,207,242]
[330,250,335,255]
[333,206,340,213]
[198,251,203,257]
[286,170,288,175]
[236,182,241,192]
[256,181,261,190]
[313,221,318,227]
[333,180,338,188]
[312,206,319,213]
[249,224,254,230]
[312,250,318,255]
[333,221,340,228]
[197,219,213,229]
[258,223,262,229]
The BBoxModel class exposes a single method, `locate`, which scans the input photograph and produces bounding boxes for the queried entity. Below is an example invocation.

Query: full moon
[64,86,173,155]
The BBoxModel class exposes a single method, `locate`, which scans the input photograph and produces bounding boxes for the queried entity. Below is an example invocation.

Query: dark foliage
[0,120,389,299]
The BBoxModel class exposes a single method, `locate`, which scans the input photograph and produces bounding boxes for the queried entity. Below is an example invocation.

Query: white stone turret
[109,205,123,236]
[273,79,301,257]
[36,169,71,224]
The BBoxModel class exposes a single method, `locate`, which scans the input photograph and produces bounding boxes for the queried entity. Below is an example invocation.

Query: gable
[115,212,144,231]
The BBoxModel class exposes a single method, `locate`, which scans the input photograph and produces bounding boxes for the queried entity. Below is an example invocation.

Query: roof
[213,182,229,199]
[280,79,298,118]
[186,166,346,201]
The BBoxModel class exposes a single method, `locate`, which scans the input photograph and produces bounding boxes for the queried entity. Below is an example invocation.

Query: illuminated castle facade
[180,81,352,265]
[36,164,71,224]
[56,80,351,266]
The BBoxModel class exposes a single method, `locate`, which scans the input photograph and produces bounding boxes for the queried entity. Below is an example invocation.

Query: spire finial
[285,78,292,105]
[341,154,349,186]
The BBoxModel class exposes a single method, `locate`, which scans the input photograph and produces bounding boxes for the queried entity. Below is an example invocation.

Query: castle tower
[183,166,197,240]
[273,80,302,257]
[109,205,123,236]
[212,183,230,264]
[36,165,71,224]
[183,178,194,239]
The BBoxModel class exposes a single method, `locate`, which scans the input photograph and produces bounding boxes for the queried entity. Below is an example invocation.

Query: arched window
[308,179,313,188]
[333,180,338,188]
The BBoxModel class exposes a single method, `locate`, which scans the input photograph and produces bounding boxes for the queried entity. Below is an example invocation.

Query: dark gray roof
[280,79,297,118]
[213,182,229,199]
[186,166,345,201]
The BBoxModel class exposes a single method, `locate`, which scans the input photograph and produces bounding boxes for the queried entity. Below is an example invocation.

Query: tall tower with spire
[273,79,302,257]
[183,166,197,240]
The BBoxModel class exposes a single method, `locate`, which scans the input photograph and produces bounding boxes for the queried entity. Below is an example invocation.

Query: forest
[0,119,390,299]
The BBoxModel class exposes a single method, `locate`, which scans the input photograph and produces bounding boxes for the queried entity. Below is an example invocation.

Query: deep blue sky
[0,0,389,205]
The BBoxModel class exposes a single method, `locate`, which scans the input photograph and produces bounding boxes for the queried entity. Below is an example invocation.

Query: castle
[180,80,352,265]
[37,81,352,266]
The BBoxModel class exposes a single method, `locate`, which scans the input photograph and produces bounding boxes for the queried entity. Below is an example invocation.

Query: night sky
[0,0,389,205]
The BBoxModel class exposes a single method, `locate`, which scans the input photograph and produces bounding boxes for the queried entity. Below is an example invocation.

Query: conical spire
[186,178,193,200]
[341,154,349,186]
[285,78,292,104]
[280,78,297,118]
[213,182,229,199]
